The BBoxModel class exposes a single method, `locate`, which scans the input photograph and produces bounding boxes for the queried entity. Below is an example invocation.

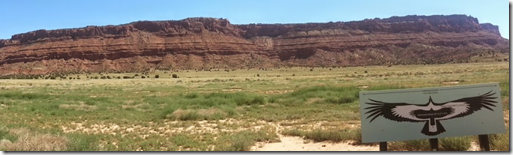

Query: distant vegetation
[0,62,508,151]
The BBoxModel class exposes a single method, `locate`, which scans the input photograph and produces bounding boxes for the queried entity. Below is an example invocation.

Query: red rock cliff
[0,15,508,75]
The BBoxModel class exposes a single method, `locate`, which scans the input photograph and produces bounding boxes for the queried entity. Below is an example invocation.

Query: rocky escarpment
[0,15,509,75]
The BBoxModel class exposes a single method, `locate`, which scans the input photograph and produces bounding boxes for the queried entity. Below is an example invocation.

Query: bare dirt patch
[250,120,378,151]
[251,135,378,151]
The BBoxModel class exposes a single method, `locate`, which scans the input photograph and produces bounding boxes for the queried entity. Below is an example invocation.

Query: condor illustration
[364,91,497,136]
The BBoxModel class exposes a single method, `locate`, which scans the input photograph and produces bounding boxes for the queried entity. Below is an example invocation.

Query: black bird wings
[365,99,426,123]
[436,90,497,121]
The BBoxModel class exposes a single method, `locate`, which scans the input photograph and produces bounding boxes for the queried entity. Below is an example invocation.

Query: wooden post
[429,138,438,151]
[478,134,490,151]
[379,142,387,151]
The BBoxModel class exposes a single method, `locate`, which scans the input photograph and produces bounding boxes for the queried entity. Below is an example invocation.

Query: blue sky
[1,0,509,39]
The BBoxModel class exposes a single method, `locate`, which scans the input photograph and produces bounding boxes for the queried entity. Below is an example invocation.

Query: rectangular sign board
[359,83,506,143]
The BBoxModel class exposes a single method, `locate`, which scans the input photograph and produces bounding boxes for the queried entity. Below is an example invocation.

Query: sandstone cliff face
[0,15,508,75]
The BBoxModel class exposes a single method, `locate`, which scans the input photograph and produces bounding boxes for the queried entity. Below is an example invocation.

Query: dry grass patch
[281,128,359,143]
[389,136,472,151]
[121,102,152,111]
[59,102,98,111]
[279,120,309,127]
[0,128,68,151]
[166,108,228,121]
[305,98,322,104]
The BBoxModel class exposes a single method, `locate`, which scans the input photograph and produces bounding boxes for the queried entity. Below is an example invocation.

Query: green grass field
[0,62,509,151]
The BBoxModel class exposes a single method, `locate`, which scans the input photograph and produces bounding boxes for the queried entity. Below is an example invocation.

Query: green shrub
[0,128,17,142]
[219,137,254,151]
[162,108,228,121]
[281,129,304,137]
[160,104,180,119]
[66,133,99,151]
[389,136,471,151]
[205,92,265,106]
[324,96,356,104]
[84,100,95,105]
[184,93,200,99]
[499,80,509,97]
[305,130,343,142]
[177,110,200,121]
[353,128,363,145]
[499,80,509,111]
[283,129,356,143]
[279,86,360,105]
[216,130,278,151]
[0,92,51,100]
[158,92,268,120]
[235,95,265,106]
[268,97,277,103]
[170,134,200,149]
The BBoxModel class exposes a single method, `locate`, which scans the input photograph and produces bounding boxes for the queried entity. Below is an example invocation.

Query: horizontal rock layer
[0,15,509,75]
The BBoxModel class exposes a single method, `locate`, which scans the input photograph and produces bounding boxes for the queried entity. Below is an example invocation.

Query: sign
[359,83,506,143]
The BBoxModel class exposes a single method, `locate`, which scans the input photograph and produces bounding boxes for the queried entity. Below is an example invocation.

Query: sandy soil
[251,135,483,151]
[251,133,379,151]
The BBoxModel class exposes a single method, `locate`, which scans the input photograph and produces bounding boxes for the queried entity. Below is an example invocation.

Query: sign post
[359,83,505,151]
[379,142,387,151]
[429,138,438,151]
[478,135,490,151]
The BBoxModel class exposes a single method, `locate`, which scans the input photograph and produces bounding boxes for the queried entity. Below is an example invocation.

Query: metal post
[478,134,490,151]
[429,138,438,151]
[379,142,387,151]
